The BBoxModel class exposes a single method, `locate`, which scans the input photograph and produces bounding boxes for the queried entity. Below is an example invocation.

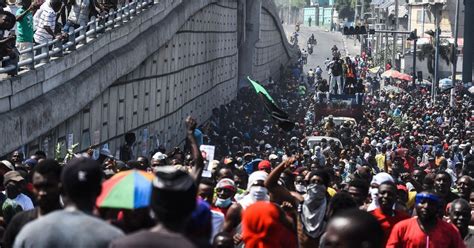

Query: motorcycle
[308,44,313,55]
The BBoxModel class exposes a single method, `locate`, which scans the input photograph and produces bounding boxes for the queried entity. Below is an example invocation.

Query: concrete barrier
[0,0,297,157]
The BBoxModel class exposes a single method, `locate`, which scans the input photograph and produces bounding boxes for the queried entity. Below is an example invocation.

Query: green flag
[247,77,294,132]
[248,76,276,103]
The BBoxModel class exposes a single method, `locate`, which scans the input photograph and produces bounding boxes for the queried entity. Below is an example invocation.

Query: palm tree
[417,3,452,78]
[417,41,452,76]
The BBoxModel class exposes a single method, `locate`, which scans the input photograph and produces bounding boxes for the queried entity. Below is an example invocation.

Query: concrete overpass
[0,0,297,158]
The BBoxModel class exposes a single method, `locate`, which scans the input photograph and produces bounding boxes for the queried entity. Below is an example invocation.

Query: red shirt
[370,208,410,245]
[386,217,466,248]
[403,156,416,173]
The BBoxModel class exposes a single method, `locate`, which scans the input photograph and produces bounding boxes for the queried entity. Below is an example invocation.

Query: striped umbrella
[96,170,155,209]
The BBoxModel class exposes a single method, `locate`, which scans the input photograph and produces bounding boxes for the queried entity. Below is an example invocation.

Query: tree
[334,0,371,22]
[417,41,452,76]
[275,0,307,8]
[334,0,354,21]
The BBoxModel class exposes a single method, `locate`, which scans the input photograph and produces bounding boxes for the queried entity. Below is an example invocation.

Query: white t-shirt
[210,210,224,242]
[33,4,56,43]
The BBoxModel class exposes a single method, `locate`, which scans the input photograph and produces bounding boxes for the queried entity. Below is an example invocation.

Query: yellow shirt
[327,187,337,197]
[407,191,417,209]
[375,154,386,171]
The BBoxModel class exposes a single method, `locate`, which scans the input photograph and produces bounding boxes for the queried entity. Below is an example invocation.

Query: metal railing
[0,0,156,75]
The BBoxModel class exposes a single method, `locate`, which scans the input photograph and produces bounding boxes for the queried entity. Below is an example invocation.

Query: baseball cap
[61,158,103,198]
[258,160,271,170]
[3,171,24,186]
[268,154,278,160]
[0,160,14,171]
[152,152,167,161]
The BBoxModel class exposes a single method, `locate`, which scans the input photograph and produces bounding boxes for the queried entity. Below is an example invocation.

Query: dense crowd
[0,0,121,73]
[0,49,472,248]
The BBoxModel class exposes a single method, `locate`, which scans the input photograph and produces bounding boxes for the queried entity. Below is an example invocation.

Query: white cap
[269,154,278,160]
[152,152,167,160]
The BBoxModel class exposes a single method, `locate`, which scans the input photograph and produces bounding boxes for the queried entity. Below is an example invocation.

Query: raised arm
[186,116,204,185]
[264,157,301,206]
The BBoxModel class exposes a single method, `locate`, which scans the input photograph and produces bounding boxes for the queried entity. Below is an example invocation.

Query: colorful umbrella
[368,66,381,74]
[96,170,155,209]
[381,69,401,78]
[396,73,412,81]
[439,78,452,85]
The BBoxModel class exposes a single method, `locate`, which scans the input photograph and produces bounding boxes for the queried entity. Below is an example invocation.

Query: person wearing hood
[241,201,297,248]
[312,146,326,167]
[369,181,410,246]
[264,157,330,247]
[367,172,395,212]
[222,170,270,243]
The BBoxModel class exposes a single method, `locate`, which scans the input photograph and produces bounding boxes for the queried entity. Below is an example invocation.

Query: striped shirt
[33,5,56,43]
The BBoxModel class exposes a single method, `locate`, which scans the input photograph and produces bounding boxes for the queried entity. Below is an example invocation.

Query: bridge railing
[0,0,158,75]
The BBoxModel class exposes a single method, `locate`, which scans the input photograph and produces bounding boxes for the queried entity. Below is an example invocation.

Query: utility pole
[392,0,399,69]
[354,0,359,24]
[432,5,441,104]
[408,29,418,87]
[384,32,389,68]
[463,0,474,83]
[288,0,291,25]
[450,0,460,107]
[376,29,416,72]
[361,0,365,24]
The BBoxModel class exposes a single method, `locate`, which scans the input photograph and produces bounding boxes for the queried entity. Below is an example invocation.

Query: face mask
[369,187,378,200]
[249,186,268,201]
[215,197,232,208]
[304,184,327,209]
[295,184,307,194]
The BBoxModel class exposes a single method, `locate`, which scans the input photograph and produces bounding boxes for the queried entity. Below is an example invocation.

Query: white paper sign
[200,145,215,174]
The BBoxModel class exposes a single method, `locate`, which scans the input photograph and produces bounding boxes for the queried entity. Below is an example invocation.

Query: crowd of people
[0,0,120,73]
[0,44,472,248]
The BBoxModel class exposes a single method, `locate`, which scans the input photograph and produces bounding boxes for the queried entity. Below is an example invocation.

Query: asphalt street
[283,25,361,81]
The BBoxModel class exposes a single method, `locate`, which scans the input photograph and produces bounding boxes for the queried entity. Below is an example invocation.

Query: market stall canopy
[381,69,402,78]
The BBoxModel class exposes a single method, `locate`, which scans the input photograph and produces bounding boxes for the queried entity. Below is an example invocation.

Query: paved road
[283,25,361,81]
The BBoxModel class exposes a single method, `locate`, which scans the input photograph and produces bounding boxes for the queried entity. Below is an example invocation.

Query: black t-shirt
[3,208,38,248]
[331,61,343,76]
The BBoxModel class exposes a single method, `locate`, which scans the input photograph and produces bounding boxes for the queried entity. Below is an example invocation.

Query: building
[407,0,464,41]
[403,0,465,78]
[304,0,335,29]
[368,0,409,69]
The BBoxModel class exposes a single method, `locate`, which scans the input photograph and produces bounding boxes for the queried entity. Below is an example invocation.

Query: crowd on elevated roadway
[0,0,121,74]
[0,44,472,248]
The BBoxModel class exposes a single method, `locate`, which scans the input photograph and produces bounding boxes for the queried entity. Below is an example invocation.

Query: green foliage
[417,40,451,76]
[334,0,371,21]
[55,143,62,161]
[334,0,354,20]
[275,0,307,7]
[54,142,79,163]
